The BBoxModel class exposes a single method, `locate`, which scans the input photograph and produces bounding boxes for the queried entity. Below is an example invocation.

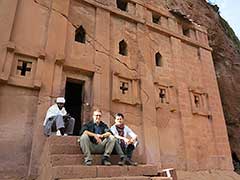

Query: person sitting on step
[111,113,138,166]
[43,97,75,136]
[79,108,116,166]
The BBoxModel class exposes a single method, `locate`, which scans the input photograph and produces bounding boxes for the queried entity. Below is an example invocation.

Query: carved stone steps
[49,144,81,154]
[52,165,158,179]
[38,136,176,180]
[59,176,172,180]
[50,154,120,166]
[47,136,80,145]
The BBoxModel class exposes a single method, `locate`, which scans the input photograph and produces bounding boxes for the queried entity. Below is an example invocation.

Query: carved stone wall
[0,0,233,178]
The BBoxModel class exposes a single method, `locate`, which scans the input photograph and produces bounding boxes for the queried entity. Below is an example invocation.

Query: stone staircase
[37,136,175,180]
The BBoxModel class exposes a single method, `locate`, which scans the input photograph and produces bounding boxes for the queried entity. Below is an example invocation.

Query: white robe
[43,104,67,126]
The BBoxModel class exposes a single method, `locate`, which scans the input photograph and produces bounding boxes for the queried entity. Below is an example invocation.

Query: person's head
[56,97,65,110]
[114,113,124,125]
[93,108,102,124]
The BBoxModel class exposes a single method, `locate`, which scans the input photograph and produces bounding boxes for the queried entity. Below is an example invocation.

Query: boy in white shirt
[111,113,138,166]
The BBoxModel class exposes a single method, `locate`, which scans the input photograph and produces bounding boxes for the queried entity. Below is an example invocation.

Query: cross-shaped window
[17,60,32,76]
[159,89,166,103]
[194,95,200,108]
[120,82,128,94]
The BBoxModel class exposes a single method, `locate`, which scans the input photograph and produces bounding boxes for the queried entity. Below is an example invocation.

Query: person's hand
[94,134,103,144]
[64,114,70,119]
[98,134,104,139]
[127,138,136,145]
[66,113,71,118]
[124,137,131,144]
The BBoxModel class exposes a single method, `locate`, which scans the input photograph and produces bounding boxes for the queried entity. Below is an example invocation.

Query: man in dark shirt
[79,108,116,166]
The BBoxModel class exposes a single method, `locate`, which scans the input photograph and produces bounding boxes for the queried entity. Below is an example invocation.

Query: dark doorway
[64,79,84,135]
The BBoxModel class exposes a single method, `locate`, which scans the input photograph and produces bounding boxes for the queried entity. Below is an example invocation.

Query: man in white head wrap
[43,97,75,136]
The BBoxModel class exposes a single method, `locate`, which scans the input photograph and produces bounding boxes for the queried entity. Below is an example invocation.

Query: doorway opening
[64,79,84,135]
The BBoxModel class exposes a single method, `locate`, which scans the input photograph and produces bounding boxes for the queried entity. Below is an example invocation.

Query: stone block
[52,0,70,17]
[48,136,80,145]
[51,154,84,166]
[49,144,81,154]
[127,165,158,176]
[97,166,128,177]
[51,154,121,166]
[53,165,97,179]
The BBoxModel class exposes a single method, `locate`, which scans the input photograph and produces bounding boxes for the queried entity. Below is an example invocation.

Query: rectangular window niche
[112,72,140,105]
[189,87,211,117]
[154,81,178,113]
[7,52,45,89]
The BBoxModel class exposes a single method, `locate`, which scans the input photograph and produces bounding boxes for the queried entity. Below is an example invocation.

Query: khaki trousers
[80,134,116,162]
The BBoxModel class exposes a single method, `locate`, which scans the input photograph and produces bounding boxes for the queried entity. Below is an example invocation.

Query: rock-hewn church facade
[0,0,233,179]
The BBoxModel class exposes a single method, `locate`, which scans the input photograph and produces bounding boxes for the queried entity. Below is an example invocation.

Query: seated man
[79,108,116,166]
[111,113,138,166]
[43,97,75,136]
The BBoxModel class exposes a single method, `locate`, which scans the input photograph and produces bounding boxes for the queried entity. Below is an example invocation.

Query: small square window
[75,26,86,43]
[155,52,162,67]
[119,40,128,56]
[183,27,190,37]
[152,13,161,24]
[116,0,128,11]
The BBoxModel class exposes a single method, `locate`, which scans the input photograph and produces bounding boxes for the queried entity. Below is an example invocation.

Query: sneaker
[63,133,68,136]
[125,158,138,166]
[56,130,61,136]
[102,156,111,166]
[118,157,126,166]
[85,160,92,166]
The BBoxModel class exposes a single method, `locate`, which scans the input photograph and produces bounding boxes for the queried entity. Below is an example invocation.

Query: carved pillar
[137,23,161,166]
[28,0,70,177]
[34,51,46,88]
[0,42,15,82]
[93,7,111,124]
[170,36,189,170]
[0,0,18,60]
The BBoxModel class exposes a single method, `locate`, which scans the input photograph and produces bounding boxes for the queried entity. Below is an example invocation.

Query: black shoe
[102,156,111,166]
[85,160,92,166]
[118,157,126,166]
[126,158,138,166]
